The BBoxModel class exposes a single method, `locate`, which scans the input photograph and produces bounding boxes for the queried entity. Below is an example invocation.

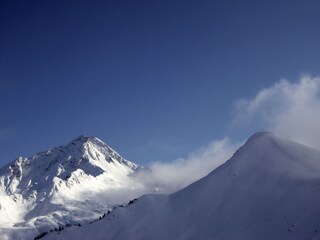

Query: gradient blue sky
[1,0,319,166]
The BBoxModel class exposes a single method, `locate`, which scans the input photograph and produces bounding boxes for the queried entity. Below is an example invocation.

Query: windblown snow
[44,132,320,240]
[0,136,147,240]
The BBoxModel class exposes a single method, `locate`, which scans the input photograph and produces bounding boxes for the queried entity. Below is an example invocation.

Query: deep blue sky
[0,0,319,166]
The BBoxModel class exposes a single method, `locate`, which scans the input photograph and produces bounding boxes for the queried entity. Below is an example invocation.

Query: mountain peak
[69,135,99,145]
[72,134,89,142]
[245,131,272,143]
[67,135,112,153]
[0,135,143,237]
[227,131,320,182]
[0,134,140,202]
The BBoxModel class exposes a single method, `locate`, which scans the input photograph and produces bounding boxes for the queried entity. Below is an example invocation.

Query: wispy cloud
[234,75,320,149]
[135,138,239,193]
[135,75,320,194]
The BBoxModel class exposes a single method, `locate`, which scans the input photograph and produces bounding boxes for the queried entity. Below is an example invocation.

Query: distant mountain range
[1,132,320,240]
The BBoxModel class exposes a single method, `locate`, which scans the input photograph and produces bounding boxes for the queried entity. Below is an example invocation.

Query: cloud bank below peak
[138,138,238,193]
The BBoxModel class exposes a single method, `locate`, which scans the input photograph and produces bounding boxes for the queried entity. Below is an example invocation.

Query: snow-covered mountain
[0,136,146,240]
[45,132,320,240]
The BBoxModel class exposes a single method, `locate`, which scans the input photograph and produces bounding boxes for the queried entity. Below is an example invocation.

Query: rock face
[45,132,320,240]
[0,136,143,240]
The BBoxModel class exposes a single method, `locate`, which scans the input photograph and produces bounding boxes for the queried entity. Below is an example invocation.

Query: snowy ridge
[45,132,320,240]
[0,136,144,240]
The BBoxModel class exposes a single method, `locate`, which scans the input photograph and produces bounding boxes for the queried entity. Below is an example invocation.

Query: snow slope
[45,132,320,240]
[0,136,146,240]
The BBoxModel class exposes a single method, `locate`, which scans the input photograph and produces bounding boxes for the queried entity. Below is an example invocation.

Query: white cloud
[133,75,320,195]
[234,75,320,149]
[135,138,239,193]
